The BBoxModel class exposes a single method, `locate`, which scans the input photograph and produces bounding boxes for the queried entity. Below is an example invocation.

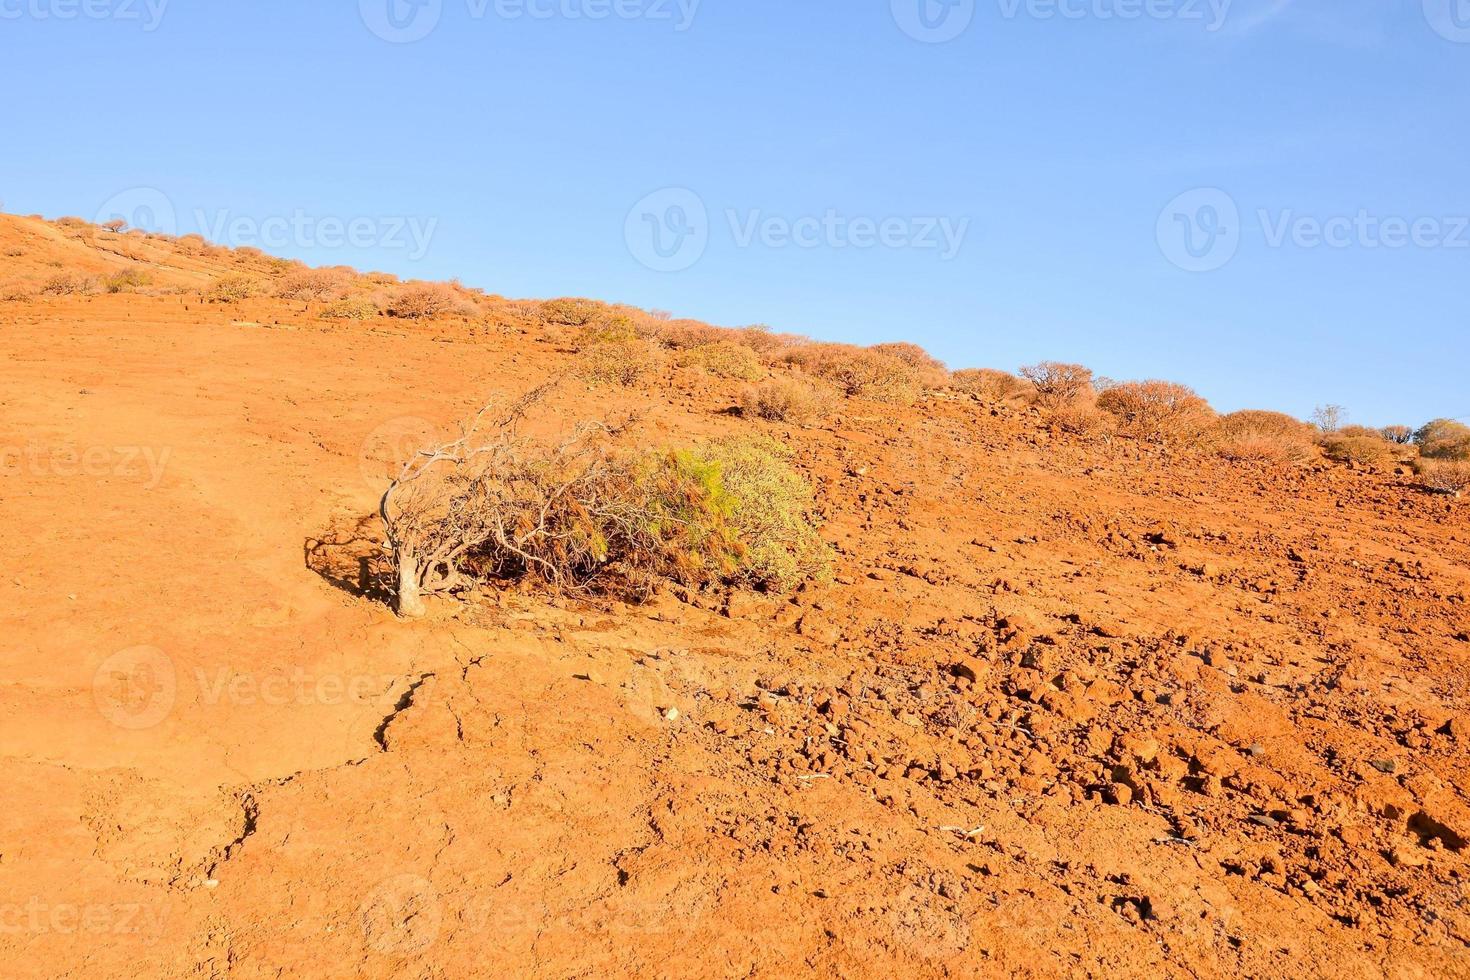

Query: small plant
[1381,425,1414,445]
[320,296,379,320]
[1020,362,1094,409]
[1095,380,1215,446]
[1311,404,1347,433]
[103,268,152,293]
[951,368,1028,405]
[1417,460,1470,497]
[274,268,352,302]
[782,343,924,405]
[1320,433,1395,470]
[1414,418,1470,461]
[739,376,837,424]
[539,297,606,326]
[101,219,127,234]
[681,341,764,381]
[1212,410,1316,463]
[39,272,101,296]
[385,284,456,319]
[578,337,665,387]
[207,274,264,303]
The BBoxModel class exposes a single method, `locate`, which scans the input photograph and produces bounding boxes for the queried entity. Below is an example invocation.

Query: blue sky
[2,0,1466,425]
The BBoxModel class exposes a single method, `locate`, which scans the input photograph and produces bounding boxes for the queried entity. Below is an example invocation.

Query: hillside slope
[1,214,1468,978]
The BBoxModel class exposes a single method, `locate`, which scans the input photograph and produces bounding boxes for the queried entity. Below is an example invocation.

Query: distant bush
[1095,380,1215,446]
[539,297,606,326]
[0,282,35,302]
[1043,403,1115,439]
[951,368,1029,405]
[320,296,379,320]
[39,272,101,296]
[1417,460,1470,496]
[869,342,945,373]
[1321,434,1395,469]
[275,268,352,302]
[207,274,264,303]
[103,268,152,293]
[385,284,457,320]
[1414,419,1470,461]
[1311,404,1347,433]
[579,337,665,387]
[1212,410,1316,463]
[782,343,924,404]
[1020,362,1094,409]
[1336,425,1384,440]
[1381,425,1414,445]
[740,376,837,424]
[681,341,764,381]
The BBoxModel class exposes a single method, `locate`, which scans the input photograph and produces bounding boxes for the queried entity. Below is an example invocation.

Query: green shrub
[103,268,152,293]
[688,436,832,592]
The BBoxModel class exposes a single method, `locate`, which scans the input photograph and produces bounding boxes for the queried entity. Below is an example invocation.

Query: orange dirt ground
[1,214,1468,978]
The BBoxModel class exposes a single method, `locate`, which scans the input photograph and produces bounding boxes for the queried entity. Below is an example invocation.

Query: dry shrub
[1020,362,1094,409]
[1044,403,1115,439]
[275,267,353,302]
[1381,425,1414,445]
[951,368,1029,405]
[782,343,923,405]
[1096,380,1215,446]
[207,274,264,303]
[681,341,764,381]
[1321,434,1395,469]
[740,376,837,424]
[1416,460,1470,496]
[1212,410,1316,463]
[539,297,606,326]
[1337,425,1384,440]
[869,342,945,372]
[321,296,379,320]
[379,388,829,615]
[103,268,152,293]
[386,283,457,319]
[1414,419,1470,461]
[0,282,35,302]
[578,337,665,387]
[40,272,101,296]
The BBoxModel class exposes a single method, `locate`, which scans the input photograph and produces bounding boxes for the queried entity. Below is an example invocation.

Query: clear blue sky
[2,0,1466,425]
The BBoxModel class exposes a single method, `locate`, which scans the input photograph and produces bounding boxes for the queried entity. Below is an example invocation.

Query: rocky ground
[1,215,1467,977]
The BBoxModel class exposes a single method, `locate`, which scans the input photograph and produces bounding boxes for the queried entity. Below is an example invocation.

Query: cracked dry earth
[2,291,1470,978]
